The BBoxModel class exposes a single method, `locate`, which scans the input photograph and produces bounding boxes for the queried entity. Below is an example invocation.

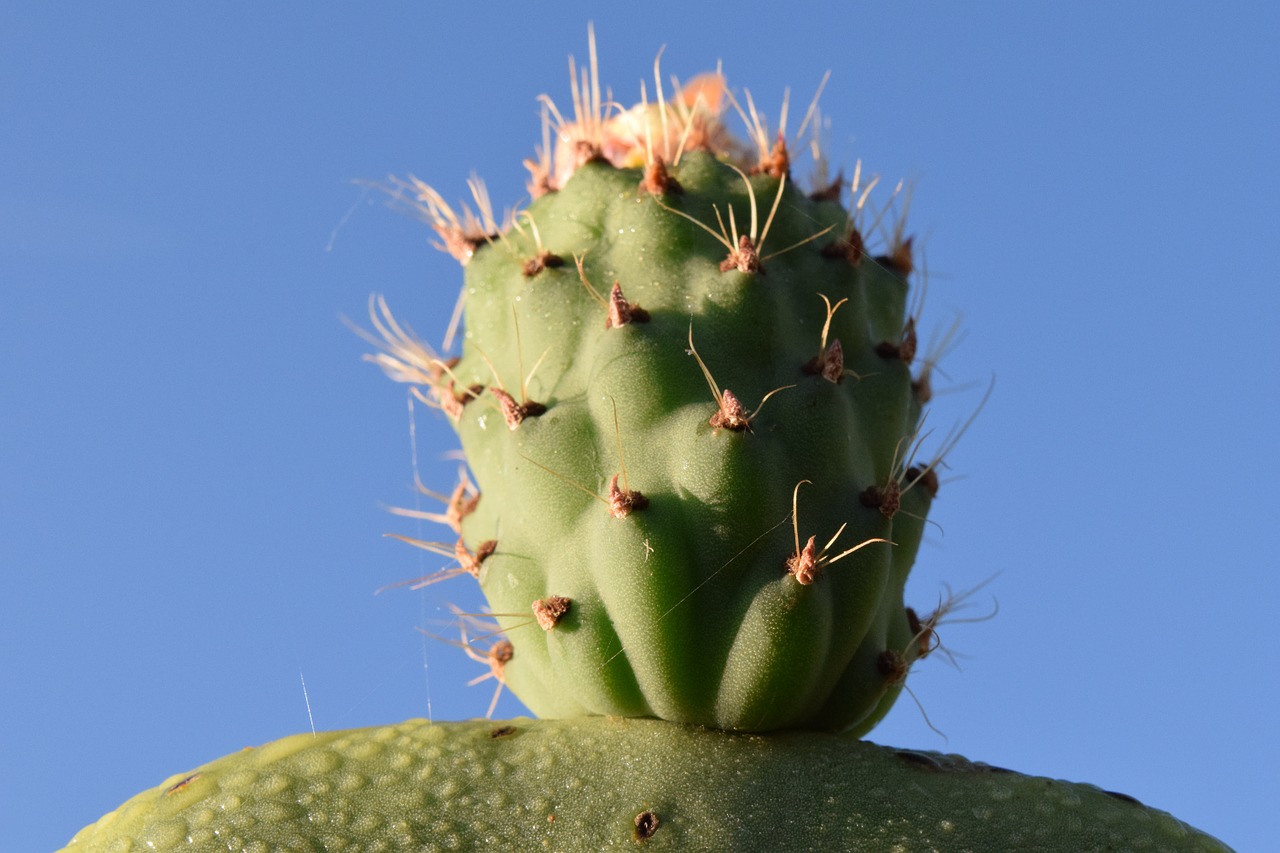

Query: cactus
[365,34,966,736]
[59,32,1233,853]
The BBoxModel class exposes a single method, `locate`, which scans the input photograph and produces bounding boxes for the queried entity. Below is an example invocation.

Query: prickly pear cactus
[367,40,967,734]
[59,35,1235,853]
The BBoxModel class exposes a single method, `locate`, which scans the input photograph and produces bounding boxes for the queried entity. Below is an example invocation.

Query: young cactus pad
[369,45,960,734]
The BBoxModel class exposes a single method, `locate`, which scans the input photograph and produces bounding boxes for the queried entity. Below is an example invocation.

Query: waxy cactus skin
[62,718,1234,853]
[370,51,950,734]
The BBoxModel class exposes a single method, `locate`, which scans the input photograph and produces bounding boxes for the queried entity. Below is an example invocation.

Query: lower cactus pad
[63,717,1230,852]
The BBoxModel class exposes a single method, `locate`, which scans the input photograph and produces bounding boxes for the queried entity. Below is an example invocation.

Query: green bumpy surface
[63,717,1232,852]
[444,151,930,732]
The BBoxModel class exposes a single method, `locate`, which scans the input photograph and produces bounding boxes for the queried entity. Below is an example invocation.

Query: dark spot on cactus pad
[164,774,200,796]
[860,481,901,519]
[912,370,933,403]
[720,234,762,274]
[608,473,649,518]
[751,133,790,179]
[907,606,922,635]
[907,607,936,660]
[876,317,918,364]
[639,157,682,196]
[810,171,844,202]
[490,387,546,430]
[894,750,943,770]
[489,724,517,739]
[532,595,572,630]
[821,227,865,266]
[1104,790,1144,806]
[606,282,650,328]
[906,465,939,498]
[877,649,908,683]
[633,810,660,841]
[875,236,914,277]
[522,250,565,277]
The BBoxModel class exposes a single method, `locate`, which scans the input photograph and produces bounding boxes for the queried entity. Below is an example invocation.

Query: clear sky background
[4,4,1276,851]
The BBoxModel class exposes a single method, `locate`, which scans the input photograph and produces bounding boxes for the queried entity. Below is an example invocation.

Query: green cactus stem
[365,40,972,735]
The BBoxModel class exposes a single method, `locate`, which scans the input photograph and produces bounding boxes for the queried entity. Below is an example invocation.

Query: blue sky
[4,4,1276,851]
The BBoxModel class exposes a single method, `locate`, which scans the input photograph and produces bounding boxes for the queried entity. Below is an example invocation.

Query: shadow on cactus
[363,29,989,737]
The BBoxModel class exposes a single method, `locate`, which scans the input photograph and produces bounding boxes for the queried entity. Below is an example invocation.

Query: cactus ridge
[365,35,976,734]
